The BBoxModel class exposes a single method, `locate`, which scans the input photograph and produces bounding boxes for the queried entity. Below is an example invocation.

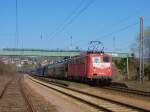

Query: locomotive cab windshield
[93,57,101,63]
[103,56,110,63]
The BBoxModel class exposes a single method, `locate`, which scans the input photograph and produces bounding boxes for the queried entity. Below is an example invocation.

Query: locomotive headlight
[108,67,111,72]
[93,67,96,71]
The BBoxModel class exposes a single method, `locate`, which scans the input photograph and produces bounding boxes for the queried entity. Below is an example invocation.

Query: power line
[98,16,150,40]
[60,0,96,30]
[76,21,139,46]
[80,3,150,45]
[50,0,96,40]
[109,3,150,28]
[96,21,139,40]
[145,16,150,22]
[49,0,85,38]
[50,1,149,49]
[105,16,150,39]
[15,0,19,48]
[76,16,150,49]
[95,3,150,40]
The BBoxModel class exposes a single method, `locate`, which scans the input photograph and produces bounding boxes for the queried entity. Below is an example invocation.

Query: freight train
[30,51,112,84]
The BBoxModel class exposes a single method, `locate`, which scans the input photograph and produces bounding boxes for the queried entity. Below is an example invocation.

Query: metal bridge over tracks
[0,48,131,58]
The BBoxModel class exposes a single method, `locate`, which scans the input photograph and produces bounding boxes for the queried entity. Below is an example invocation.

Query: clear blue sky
[0,0,150,52]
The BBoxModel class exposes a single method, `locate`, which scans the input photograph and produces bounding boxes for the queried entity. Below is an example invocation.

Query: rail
[105,85,150,97]
[19,76,36,112]
[0,78,14,99]
[29,76,149,112]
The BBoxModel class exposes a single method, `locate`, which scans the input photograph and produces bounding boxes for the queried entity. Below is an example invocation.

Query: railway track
[29,76,149,112]
[19,76,36,112]
[33,76,150,98]
[104,86,150,97]
[0,78,14,99]
[0,75,35,112]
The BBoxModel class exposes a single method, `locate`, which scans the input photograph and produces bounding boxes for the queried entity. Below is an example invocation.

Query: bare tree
[143,27,150,80]
[130,27,150,80]
[144,27,150,59]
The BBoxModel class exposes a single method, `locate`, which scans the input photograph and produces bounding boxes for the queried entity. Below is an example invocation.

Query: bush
[144,64,150,80]
[0,61,16,76]
[114,58,126,74]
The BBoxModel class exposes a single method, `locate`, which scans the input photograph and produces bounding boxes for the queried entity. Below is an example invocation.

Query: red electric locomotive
[45,51,112,84]
[67,51,112,83]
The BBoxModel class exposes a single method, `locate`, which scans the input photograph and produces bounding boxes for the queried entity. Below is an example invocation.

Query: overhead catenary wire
[50,0,96,40]
[75,21,139,47]
[96,22,139,40]
[47,1,150,51]
[75,16,150,50]
[73,2,150,48]
[49,0,85,38]
[109,3,150,28]
[96,16,150,40]
[93,4,150,41]
[57,0,96,33]
[15,0,19,48]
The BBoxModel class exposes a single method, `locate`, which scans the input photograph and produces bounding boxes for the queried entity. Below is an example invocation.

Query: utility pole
[127,56,129,80]
[141,17,144,82]
[70,36,73,50]
[139,17,144,83]
[16,0,19,48]
[16,0,20,71]
[113,37,116,53]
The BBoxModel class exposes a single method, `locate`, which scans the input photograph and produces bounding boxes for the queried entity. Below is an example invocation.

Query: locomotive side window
[103,56,110,62]
[80,57,86,64]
